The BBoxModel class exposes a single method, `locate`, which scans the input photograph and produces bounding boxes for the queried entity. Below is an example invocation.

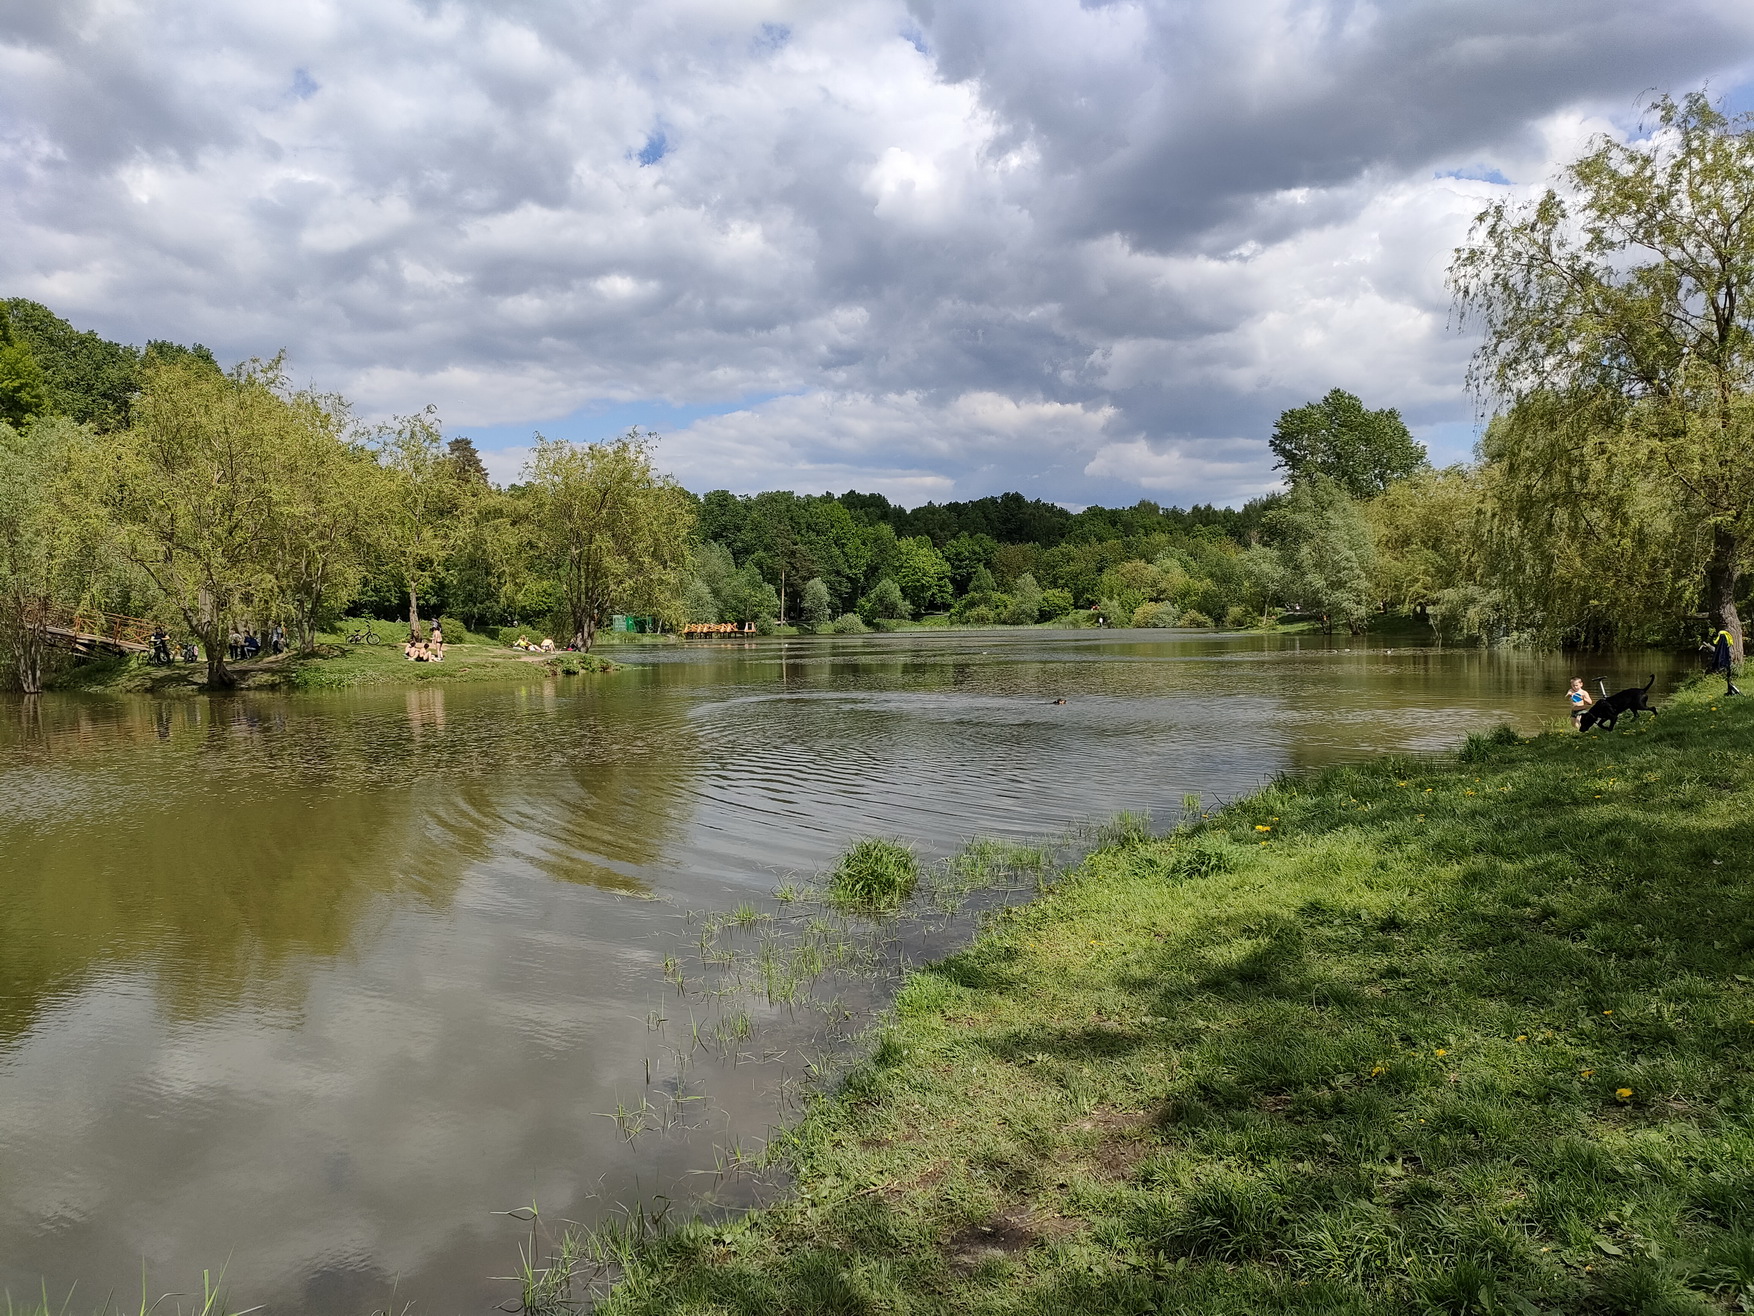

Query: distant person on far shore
[228,628,244,660]
[1567,678,1593,730]
[540,636,556,652]
[243,631,260,658]
[405,636,419,661]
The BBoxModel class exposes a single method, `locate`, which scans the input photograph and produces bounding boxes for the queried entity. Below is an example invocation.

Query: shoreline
[587,674,1754,1314]
[45,640,620,695]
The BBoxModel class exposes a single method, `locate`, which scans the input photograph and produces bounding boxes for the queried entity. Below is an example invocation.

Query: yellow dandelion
[1603,1009,1612,1015]
[1515,1034,1527,1042]
[1616,1088,1633,1101]
[1465,790,1476,796]
[1581,1068,1595,1077]
[1255,824,1272,831]
[1435,1048,1448,1057]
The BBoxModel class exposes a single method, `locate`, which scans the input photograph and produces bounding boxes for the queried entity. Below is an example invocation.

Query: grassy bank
[596,677,1754,1315]
[50,628,618,694]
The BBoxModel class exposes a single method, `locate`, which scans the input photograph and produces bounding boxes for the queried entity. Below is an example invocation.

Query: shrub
[831,612,868,634]
[1179,609,1214,627]
[961,603,1001,626]
[753,614,776,635]
[435,615,467,644]
[1040,588,1074,618]
[827,838,918,911]
[1222,605,1254,630]
[1134,601,1178,627]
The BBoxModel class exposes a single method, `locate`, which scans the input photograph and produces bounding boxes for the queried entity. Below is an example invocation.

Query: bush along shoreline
[586,676,1754,1315]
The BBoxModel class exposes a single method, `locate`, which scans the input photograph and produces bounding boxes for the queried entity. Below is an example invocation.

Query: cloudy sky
[4,1,1754,507]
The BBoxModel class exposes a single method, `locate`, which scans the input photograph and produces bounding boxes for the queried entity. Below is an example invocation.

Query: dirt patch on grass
[944,1207,1079,1273]
[1070,1106,1156,1179]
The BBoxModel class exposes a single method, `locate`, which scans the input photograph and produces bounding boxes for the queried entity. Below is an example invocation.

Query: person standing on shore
[1708,627,1742,696]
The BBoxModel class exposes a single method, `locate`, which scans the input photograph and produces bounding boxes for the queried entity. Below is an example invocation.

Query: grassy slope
[602,678,1754,1315]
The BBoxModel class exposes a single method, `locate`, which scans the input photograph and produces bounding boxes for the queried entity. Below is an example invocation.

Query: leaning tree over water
[1453,92,1754,654]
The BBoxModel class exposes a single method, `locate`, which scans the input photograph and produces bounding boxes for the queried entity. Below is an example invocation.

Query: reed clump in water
[825,838,918,912]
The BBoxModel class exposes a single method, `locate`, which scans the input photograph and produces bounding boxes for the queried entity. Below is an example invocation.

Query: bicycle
[346,623,383,645]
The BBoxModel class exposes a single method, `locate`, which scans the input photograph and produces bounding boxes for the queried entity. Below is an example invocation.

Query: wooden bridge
[34,606,158,655]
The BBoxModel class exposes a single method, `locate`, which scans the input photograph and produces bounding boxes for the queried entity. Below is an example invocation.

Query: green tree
[1004,572,1045,625]
[265,393,380,651]
[0,312,50,428]
[799,576,833,631]
[97,357,295,686]
[2,300,144,429]
[859,577,910,623]
[1267,476,1376,634]
[0,417,98,691]
[374,407,475,639]
[1452,90,1754,654]
[446,436,492,487]
[891,535,952,613]
[1269,388,1426,498]
[520,430,695,649]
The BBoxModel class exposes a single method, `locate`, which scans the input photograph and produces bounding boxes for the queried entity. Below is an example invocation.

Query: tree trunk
[202,622,236,688]
[1706,524,1743,661]
[580,613,597,651]
[13,618,44,695]
[407,583,423,640]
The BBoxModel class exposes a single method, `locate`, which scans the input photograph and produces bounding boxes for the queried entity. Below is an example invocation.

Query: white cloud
[3,1,1753,505]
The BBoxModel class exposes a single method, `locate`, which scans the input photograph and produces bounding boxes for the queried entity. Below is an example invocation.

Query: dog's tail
[1643,674,1655,692]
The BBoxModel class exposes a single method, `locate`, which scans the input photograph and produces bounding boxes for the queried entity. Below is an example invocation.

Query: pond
[0,630,1690,1311]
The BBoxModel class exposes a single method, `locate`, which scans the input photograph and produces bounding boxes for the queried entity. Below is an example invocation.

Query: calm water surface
[0,631,1688,1311]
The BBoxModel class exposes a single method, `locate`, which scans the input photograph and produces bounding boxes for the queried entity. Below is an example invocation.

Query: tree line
[6,88,1754,686]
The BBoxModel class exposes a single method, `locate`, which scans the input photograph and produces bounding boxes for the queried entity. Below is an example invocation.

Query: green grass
[594,676,1754,1315]
[826,838,921,913]
[48,626,618,694]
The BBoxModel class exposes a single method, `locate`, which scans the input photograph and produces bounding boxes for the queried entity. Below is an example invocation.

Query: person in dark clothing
[1706,627,1742,696]
[269,623,285,655]
[243,631,261,658]
[149,627,171,664]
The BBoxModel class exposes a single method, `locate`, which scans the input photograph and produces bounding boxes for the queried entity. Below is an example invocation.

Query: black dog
[1578,675,1657,733]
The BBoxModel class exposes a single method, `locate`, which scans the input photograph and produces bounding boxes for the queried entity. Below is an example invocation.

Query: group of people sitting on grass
[225,625,285,661]
[510,635,557,652]
[405,623,445,662]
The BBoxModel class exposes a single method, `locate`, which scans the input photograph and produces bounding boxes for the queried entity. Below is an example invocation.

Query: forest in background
[7,91,1754,688]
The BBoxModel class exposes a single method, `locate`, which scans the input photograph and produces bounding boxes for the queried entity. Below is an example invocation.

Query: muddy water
[0,631,1688,1311]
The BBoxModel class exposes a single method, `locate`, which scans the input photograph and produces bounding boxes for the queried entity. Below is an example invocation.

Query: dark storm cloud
[2,0,1752,505]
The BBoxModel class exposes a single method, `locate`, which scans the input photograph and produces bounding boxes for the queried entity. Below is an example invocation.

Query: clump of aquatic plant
[1092,810,1152,849]
[825,838,918,912]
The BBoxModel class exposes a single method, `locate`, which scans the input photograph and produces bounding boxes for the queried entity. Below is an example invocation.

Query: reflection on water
[0,632,1690,1311]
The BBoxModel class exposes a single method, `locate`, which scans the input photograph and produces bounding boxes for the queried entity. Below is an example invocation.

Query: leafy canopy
[1269,388,1425,498]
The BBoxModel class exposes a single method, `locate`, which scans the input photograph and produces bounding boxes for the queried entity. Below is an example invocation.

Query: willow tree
[0,417,98,691]
[1452,92,1754,654]
[102,357,292,687]
[521,430,695,649]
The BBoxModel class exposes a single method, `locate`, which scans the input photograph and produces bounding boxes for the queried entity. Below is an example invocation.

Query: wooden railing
[31,604,159,653]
